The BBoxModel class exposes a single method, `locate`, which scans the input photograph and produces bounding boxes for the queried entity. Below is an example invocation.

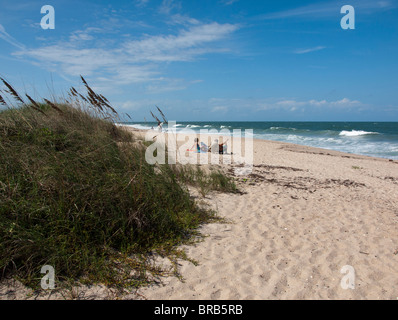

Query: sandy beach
[2,127,398,300]
[131,127,398,300]
[2,0,398,303]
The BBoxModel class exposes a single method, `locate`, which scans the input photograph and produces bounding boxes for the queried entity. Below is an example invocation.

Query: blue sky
[0,0,397,121]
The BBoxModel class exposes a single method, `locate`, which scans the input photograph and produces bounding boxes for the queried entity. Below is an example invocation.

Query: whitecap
[339,130,379,137]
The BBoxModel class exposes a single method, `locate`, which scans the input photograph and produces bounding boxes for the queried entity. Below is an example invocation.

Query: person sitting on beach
[221,140,228,154]
[218,140,228,154]
[209,139,219,154]
[189,138,201,153]
[209,139,228,154]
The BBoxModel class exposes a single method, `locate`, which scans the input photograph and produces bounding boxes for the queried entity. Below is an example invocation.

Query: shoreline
[122,125,398,164]
[119,120,398,162]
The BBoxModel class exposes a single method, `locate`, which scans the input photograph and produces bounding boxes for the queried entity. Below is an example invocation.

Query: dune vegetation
[0,77,236,291]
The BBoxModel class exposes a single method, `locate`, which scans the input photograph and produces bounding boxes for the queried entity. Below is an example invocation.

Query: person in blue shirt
[188,137,201,152]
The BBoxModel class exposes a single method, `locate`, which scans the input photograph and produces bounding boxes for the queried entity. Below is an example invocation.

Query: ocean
[121,121,398,160]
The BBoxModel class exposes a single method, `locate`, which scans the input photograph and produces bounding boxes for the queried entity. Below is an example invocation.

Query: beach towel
[200,142,208,152]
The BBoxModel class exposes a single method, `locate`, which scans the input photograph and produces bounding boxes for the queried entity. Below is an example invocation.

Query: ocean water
[121,121,398,160]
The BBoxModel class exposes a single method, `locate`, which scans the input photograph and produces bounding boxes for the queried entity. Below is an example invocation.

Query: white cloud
[135,0,150,7]
[221,0,239,5]
[70,32,94,42]
[69,28,104,42]
[14,46,118,76]
[159,0,181,15]
[169,14,200,26]
[308,99,327,106]
[0,24,25,50]
[276,100,305,107]
[294,46,326,54]
[211,106,228,113]
[122,22,238,62]
[102,96,366,117]
[13,21,239,91]
[258,0,397,20]
[330,98,361,106]
[258,98,362,110]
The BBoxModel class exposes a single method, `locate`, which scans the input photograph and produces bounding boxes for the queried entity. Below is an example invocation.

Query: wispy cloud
[69,27,104,42]
[258,0,397,20]
[330,98,361,106]
[211,105,228,113]
[94,96,364,118]
[0,24,25,50]
[168,14,200,26]
[122,22,238,62]
[258,98,362,111]
[221,0,239,5]
[159,0,181,15]
[13,21,239,92]
[135,0,150,8]
[294,46,326,54]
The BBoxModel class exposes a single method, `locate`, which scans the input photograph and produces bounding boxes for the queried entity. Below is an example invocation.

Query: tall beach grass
[0,77,237,292]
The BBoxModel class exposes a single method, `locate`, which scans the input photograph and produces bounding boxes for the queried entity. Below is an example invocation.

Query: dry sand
[135,128,398,300]
[2,127,398,300]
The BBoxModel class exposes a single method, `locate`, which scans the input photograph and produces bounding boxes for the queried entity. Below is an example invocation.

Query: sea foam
[339,130,378,137]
